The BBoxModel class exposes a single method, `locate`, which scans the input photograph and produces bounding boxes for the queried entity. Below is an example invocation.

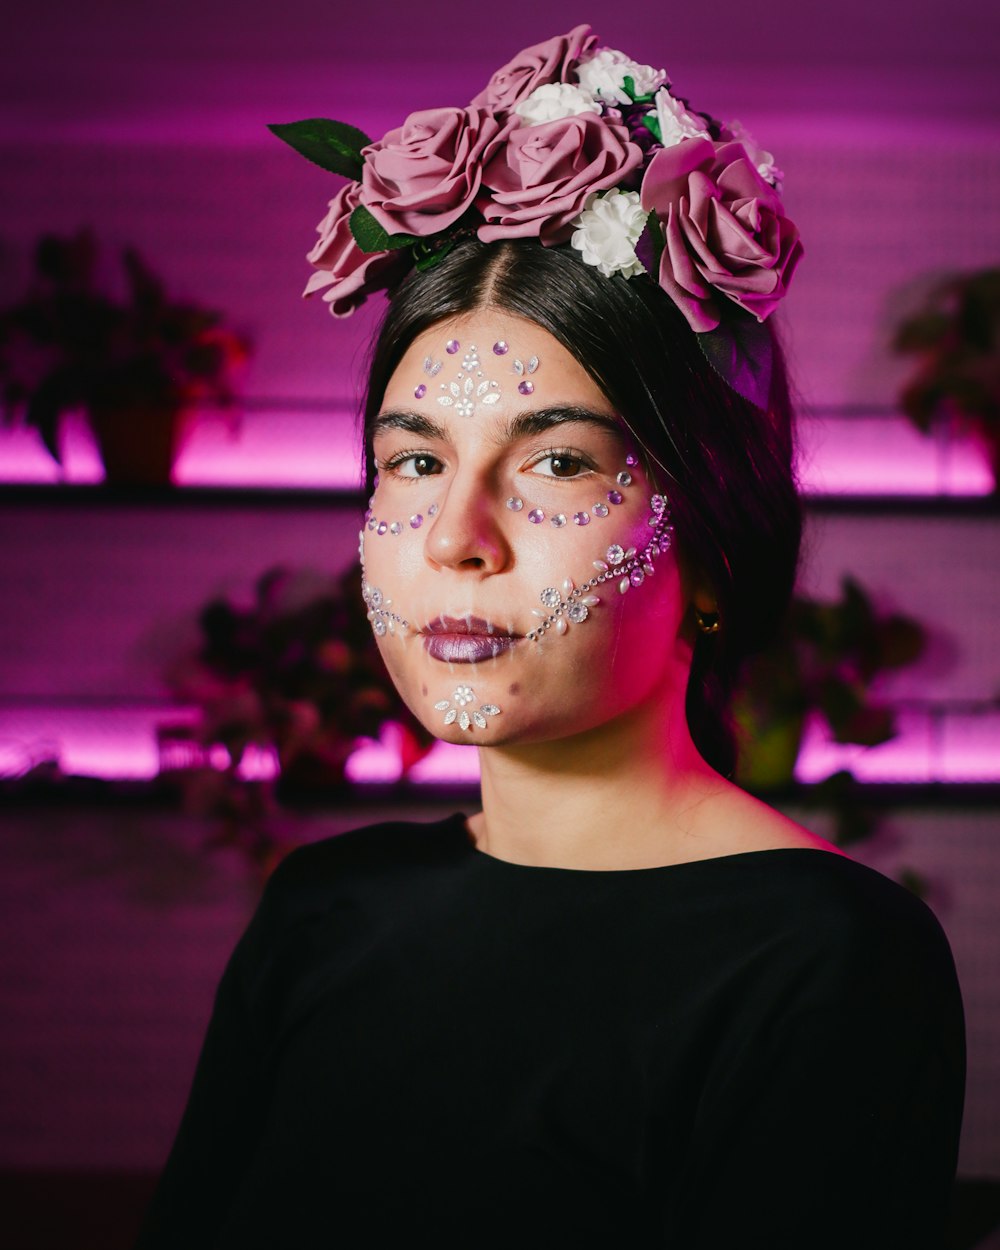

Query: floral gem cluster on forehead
[271,24,803,411]
[411,338,540,413]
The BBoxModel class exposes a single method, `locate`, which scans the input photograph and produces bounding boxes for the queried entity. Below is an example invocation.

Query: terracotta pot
[89,403,192,485]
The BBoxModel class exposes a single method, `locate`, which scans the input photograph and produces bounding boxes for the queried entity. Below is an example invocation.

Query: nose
[423,470,513,575]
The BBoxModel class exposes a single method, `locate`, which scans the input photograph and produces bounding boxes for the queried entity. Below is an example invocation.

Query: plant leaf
[697,315,773,411]
[267,119,372,179]
[635,210,664,281]
[349,206,418,255]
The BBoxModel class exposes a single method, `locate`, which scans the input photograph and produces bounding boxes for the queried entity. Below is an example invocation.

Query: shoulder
[237,813,467,954]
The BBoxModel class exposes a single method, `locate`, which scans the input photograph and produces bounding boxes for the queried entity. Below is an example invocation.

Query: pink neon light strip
[1,410,993,497]
[2,706,998,786]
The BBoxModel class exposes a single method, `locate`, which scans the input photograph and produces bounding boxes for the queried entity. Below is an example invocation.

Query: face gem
[625,454,638,466]
[506,496,524,511]
[409,514,423,529]
[446,339,460,354]
[573,512,590,525]
[550,514,567,528]
[428,503,439,516]
[492,340,509,355]
[528,508,545,524]
[434,687,501,732]
[608,490,624,505]
[606,544,626,565]
[517,380,534,396]
[593,502,610,517]
[390,521,403,535]
[377,521,388,535]
[616,471,632,487]
[423,357,443,377]
[414,383,427,399]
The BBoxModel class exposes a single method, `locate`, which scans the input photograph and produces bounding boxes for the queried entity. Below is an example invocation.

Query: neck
[471,693,727,871]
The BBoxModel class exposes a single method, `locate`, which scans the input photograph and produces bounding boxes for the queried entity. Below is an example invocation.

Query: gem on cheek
[593,502,610,517]
[573,512,590,526]
[616,471,632,486]
[550,514,567,528]
[506,497,524,511]
[410,514,423,529]
[528,508,544,524]
[608,490,623,505]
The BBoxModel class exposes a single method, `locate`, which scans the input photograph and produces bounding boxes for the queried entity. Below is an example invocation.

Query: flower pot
[89,402,192,486]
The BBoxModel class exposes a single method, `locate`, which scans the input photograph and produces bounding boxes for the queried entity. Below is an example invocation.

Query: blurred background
[1,2,999,1246]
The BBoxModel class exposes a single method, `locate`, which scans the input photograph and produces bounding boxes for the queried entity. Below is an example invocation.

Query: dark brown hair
[362,239,801,776]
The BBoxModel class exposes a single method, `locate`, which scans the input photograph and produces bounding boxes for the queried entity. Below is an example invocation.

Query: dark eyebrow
[502,406,623,441]
[371,410,449,440]
[370,404,624,444]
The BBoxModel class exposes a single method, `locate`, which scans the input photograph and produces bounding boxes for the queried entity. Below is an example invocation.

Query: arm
[663,894,966,1248]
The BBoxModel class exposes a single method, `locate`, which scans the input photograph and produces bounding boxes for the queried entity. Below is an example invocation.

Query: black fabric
[137,814,965,1248]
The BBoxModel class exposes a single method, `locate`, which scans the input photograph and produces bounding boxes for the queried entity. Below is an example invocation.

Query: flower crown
[270,25,802,410]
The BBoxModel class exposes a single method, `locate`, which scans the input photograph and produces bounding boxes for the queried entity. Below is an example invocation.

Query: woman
[138,28,965,1247]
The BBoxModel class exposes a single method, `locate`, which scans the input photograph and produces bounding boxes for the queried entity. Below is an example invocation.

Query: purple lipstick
[423,615,519,663]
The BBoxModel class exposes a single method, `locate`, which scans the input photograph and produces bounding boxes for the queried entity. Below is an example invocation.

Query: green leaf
[622,75,656,105]
[697,315,774,412]
[267,119,372,179]
[349,206,419,255]
[413,237,456,272]
[635,210,664,281]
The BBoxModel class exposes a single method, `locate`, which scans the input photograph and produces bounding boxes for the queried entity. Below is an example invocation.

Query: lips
[423,615,520,664]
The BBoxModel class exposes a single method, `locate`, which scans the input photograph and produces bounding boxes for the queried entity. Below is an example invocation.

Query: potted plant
[734,576,926,804]
[161,564,435,868]
[0,230,251,484]
[892,267,1000,490]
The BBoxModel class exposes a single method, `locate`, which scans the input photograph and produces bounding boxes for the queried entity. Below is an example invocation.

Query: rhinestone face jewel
[625,454,638,467]
[524,495,673,643]
[434,687,501,732]
[428,503,439,516]
[390,521,403,535]
[361,578,410,638]
[517,380,534,395]
[423,357,443,377]
[492,340,509,355]
[436,343,502,417]
[573,512,590,525]
[550,513,567,528]
[593,502,610,518]
[607,490,623,505]
[446,339,460,354]
[506,496,524,511]
[616,471,632,487]
[414,383,427,399]
[528,508,544,524]
[409,514,423,528]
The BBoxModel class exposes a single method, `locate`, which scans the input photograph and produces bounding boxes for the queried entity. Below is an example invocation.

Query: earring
[695,609,721,635]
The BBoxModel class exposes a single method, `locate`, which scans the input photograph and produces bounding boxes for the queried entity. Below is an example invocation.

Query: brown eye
[548,455,583,478]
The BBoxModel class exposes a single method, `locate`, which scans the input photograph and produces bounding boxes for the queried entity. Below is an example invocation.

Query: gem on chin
[518,380,534,395]
[528,508,544,524]
[573,512,590,526]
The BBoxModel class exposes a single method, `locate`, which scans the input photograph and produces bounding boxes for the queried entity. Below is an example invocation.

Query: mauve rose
[478,113,643,245]
[361,107,509,238]
[304,183,405,318]
[641,138,803,332]
[470,25,598,113]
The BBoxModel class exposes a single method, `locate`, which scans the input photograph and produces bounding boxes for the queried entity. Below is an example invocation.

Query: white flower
[725,119,784,188]
[576,48,668,105]
[570,190,647,279]
[650,87,709,148]
[514,83,601,126]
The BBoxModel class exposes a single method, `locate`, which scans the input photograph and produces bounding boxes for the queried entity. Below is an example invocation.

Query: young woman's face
[362,310,691,747]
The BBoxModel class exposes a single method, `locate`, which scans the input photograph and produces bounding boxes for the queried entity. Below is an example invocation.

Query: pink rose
[361,107,509,238]
[304,183,406,318]
[641,138,803,332]
[470,25,598,113]
[478,114,643,245]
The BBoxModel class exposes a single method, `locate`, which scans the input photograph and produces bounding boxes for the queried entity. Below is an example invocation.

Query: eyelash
[378,446,599,481]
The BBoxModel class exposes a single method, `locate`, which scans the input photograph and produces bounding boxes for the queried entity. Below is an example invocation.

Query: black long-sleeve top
[137,813,965,1247]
